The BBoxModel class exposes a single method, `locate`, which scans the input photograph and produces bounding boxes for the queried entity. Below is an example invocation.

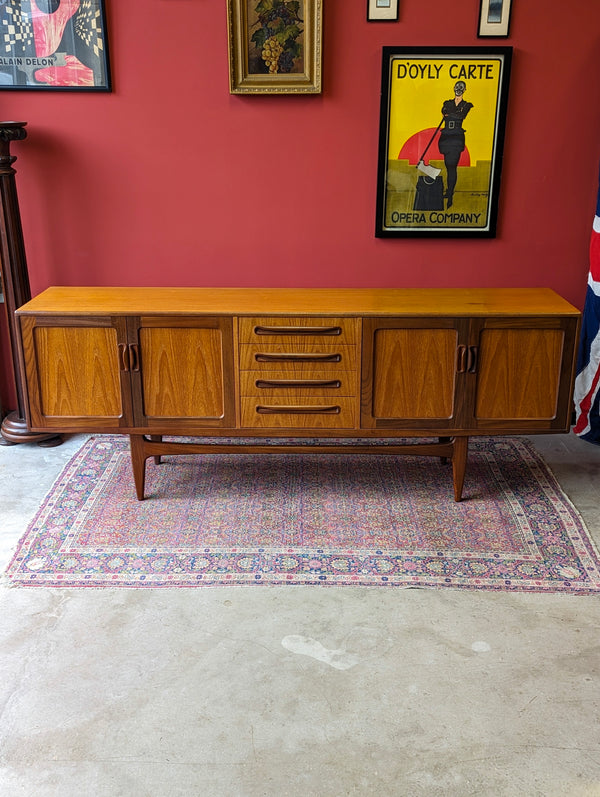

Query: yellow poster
[376,48,512,237]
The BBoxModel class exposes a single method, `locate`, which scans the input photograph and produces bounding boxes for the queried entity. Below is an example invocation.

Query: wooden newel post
[0,121,60,446]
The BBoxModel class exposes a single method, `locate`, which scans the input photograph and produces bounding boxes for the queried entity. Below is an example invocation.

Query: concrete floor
[0,433,599,797]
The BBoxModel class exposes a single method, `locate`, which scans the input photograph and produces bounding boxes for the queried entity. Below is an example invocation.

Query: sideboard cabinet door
[130,316,236,430]
[361,318,469,430]
[19,315,132,431]
[467,317,579,432]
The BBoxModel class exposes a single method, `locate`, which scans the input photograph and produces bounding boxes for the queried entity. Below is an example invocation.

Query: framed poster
[478,0,513,38]
[227,0,322,94]
[375,46,512,238]
[0,0,110,91]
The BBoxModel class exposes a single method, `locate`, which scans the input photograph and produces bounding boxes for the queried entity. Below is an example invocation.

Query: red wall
[1,0,600,408]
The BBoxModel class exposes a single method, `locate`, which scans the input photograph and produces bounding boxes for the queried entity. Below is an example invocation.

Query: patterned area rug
[5,435,600,592]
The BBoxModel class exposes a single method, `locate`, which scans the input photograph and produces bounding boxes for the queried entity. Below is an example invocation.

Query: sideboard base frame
[130,433,467,502]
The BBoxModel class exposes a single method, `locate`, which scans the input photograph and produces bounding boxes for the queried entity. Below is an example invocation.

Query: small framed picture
[367,0,399,23]
[478,0,512,38]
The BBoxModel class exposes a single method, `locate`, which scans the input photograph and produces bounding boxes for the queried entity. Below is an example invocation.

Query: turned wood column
[0,121,60,446]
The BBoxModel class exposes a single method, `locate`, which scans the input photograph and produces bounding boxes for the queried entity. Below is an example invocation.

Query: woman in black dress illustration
[438,80,473,208]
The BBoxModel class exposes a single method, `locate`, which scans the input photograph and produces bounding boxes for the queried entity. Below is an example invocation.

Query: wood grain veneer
[18,287,580,318]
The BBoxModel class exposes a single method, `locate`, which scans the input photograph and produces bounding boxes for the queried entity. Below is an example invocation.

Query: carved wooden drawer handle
[255,379,342,389]
[254,353,342,363]
[254,325,342,336]
[256,405,341,415]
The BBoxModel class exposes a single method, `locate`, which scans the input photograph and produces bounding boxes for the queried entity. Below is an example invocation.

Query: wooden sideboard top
[17,286,581,317]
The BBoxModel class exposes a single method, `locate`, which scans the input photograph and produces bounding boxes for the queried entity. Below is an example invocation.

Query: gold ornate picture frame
[227,0,322,94]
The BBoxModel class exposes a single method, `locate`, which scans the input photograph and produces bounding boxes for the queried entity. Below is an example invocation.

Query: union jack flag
[573,164,600,443]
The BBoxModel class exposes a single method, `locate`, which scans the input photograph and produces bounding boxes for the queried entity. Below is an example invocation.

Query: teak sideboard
[15,287,581,501]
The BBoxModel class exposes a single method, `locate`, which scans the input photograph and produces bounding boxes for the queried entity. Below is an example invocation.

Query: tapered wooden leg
[129,435,148,500]
[149,434,163,464]
[451,436,469,502]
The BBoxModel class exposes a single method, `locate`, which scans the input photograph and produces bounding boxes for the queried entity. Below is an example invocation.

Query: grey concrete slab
[0,433,598,796]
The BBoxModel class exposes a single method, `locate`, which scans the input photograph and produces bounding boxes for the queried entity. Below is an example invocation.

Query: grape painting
[247,0,304,75]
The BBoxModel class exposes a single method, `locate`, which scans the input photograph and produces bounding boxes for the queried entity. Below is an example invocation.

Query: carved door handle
[129,344,140,372]
[118,343,130,372]
[118,343,141,372]
[467,346,478,373]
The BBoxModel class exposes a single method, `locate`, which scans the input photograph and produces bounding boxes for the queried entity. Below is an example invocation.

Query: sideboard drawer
[239,316,358,345]
[240,397,357,429]
[240,370,356,398]
[239,344,357,371]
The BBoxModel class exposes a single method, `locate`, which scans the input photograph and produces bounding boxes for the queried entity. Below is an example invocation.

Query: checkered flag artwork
[2,4,33,55]
[75,0,104,59]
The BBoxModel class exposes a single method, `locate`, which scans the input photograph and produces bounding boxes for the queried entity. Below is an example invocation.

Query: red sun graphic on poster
[399,128,471,167]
